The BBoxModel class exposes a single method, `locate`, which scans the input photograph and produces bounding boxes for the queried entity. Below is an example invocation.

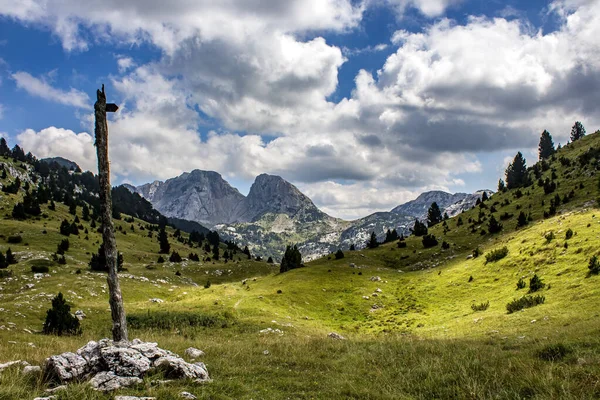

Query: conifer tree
[498,179,506,192]
[367,232,379,249]
[42,292,81,336]
[5,248,17,265]
[505,152,529,189]
[487,215,503,234]
[570,121,586,142]
[411,219,428,237]
[538,130,555,160]
[158,224,170,254]
[280,245,302,273]
[427,202,443,227]
[0,137,9,156]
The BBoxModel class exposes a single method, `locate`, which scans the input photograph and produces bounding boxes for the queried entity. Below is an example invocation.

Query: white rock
[149,298,164,303]
[114,397,156,400]
[328,332,346,340]
[179,392,197,400]
[22,365,41,375]
[184,348,205,359]
[90,371,143,392]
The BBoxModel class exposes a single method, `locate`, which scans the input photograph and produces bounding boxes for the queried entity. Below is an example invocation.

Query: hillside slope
[0,131,599,399]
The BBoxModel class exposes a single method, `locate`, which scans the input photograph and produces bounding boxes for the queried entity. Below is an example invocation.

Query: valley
[0,130,599,398]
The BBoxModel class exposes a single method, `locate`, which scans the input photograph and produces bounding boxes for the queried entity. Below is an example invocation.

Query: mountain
[391,190,470,218]
[41,157,81,171]
[132,169,493,260]
[133,170,245,226]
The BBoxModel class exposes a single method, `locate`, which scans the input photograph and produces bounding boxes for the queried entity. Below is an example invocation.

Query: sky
[0,0,599,220]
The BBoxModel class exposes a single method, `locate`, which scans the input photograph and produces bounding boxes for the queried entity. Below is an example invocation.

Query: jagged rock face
[134,170,245,226]
[236,174,324,222]
[391,190,470,219]
[444,190,494,217]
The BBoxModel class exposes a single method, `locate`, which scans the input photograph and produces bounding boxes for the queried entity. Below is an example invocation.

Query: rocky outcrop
[391,190,471,218]
[134,170,245,226]
[44,339,209,392]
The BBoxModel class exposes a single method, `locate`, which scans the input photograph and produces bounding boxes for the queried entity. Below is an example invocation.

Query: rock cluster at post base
[44,338,210,392]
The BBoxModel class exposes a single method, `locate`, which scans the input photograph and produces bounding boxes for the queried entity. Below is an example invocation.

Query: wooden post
[94,84,128,342]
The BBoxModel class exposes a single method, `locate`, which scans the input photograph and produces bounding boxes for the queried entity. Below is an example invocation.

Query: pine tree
[335,249,344,259]
[349,244,356,251]
[570,121,586,142]
[82,204,90,221]
[427,202,443,227]
[538,130,555,160]
[498,179,506,192]
[42,292,81,336]
[267,256,274,264]
[517,211,528,227]
[158,225,170,254]
[280,245,302,273]
[212,243,220,261]
[411,219,428,237]
[487,215,503,234]
[0,137,9,156]
[367,232,379,249]
[89,244,123,272]
[505,152,529,189]
[5,248,17,265]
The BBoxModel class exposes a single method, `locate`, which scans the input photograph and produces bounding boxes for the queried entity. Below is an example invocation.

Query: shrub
[471,301,489,312]
[42,292,82,336]
[397,241,407,248]
[544,232,555,242]
[485,247,508,263]
[31,265,50,273]
[59,219,71,236]
[335,249,344,259]
[441,241,450,250]
[517,211,528,227]
[57,239,70,254]
[57,255,67,265]
[506,295,545,314]
[204,280,211,289]
[89,244,124,272]
[529,274,545,293]
[472,247,482,258]
[468,275,474,282]
[157,256,165,264]
[588,255,600,275]
[565,228,574,240]
[422,234,438,248]
[169,251,182,263]
[0,269,12,278]
[537,343,571,361]
[7,235,22,244]
[516,278,526,290]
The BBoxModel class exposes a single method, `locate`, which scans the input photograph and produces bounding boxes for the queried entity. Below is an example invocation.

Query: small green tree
[517,211,528,227]
[5,248,17,265]
[335,249,344,259]
[158,224,170,254]
[538,130,555,160]
[487,215,503,234]
[427,202,443,227]
[588,255,600,275]
[497,179,506,192]
[422,234,438,248]
[529,274,545,293]
[367,232,379,249]
[505,152,529,189]
[42,292,82,336]
[570,121,586,142]
[411,219,428,236]
[280,245,302,273]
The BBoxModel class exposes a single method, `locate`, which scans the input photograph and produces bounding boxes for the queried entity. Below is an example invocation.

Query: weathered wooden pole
[94,84,128,342]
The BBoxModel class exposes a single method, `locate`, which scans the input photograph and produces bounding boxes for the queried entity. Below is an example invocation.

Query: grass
[1,134,600,398]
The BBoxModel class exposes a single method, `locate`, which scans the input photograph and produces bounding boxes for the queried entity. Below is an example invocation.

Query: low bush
[537,343,571,361]
[335,249,344,259]
[516,278,526,290]
[471,301,489,312]
[565,228,574,240]
[528,274,545,293]
[422,234,438,248]
[588,255,600,275]
[31,265,49,273]
[506,295,545,314]
[485,247,509,264]
[7,235,22,244]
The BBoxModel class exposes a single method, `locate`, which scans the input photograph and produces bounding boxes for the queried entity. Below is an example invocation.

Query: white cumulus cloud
[12,72,90,109]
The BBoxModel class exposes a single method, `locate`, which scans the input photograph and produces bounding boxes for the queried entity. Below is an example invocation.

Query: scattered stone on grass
[184,348,205,359]
[328,332,346,340]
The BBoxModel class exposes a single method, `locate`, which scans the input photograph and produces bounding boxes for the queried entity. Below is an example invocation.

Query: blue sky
[0,0,598,219]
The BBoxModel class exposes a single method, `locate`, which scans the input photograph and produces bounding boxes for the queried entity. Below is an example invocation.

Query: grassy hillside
[1,133,600,399]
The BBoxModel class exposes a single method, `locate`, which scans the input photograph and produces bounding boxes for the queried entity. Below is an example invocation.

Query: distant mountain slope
[41,157,81,171]
[391,190,470,218]
[133,170,245,226]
